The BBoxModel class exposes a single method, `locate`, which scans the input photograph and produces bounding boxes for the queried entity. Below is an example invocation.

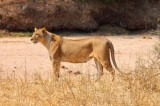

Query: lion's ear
[34,28,37,31]
[42,28,46,33]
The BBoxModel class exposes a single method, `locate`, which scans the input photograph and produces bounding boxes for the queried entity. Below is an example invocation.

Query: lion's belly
[61,56,92,63]
[61,51,93,63]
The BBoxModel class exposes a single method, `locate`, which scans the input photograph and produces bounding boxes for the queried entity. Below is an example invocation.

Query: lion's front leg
[52,60,60,81]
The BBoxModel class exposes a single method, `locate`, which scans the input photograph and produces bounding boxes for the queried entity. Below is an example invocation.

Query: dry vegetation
[0,64,160,106]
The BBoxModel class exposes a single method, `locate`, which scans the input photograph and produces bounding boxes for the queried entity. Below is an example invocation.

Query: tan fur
[31,28,123,81]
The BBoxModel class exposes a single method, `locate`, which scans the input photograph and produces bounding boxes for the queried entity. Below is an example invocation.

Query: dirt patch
[0,34,158,79]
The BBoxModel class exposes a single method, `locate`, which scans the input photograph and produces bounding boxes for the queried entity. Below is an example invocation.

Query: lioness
[31,28,123,81]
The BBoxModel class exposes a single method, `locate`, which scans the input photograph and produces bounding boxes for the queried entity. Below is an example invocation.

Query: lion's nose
[31,38,33,41]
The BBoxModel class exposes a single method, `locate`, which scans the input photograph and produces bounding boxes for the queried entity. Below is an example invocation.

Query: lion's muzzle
[31,38,38,43]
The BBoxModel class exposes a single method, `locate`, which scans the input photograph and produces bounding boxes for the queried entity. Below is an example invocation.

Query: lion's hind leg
[95,51,115,81]
[94,58,103,81]
[101,61,115,81]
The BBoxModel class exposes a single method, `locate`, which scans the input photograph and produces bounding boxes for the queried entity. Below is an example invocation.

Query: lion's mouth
[33,40,38,44]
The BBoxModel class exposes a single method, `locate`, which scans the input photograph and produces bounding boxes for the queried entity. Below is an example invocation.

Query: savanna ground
[0,29,160,106]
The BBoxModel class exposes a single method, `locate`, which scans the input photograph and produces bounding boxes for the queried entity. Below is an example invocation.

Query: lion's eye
[35,34,39,38]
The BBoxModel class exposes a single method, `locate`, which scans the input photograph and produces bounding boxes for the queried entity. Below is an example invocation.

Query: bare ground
[0,34,158,80]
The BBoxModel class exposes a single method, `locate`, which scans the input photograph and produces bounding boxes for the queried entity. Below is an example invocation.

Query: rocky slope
[0,0,159,31]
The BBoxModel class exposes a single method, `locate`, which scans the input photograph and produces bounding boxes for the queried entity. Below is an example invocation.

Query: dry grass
[0,62,160,106]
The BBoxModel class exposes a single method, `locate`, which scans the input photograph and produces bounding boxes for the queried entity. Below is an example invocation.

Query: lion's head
[31,28,46,43]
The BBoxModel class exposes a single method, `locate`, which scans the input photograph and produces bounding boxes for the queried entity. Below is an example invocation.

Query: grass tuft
[0,30,32,38]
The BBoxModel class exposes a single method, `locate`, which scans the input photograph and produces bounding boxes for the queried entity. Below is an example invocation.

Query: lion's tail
[108,41,130,75]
